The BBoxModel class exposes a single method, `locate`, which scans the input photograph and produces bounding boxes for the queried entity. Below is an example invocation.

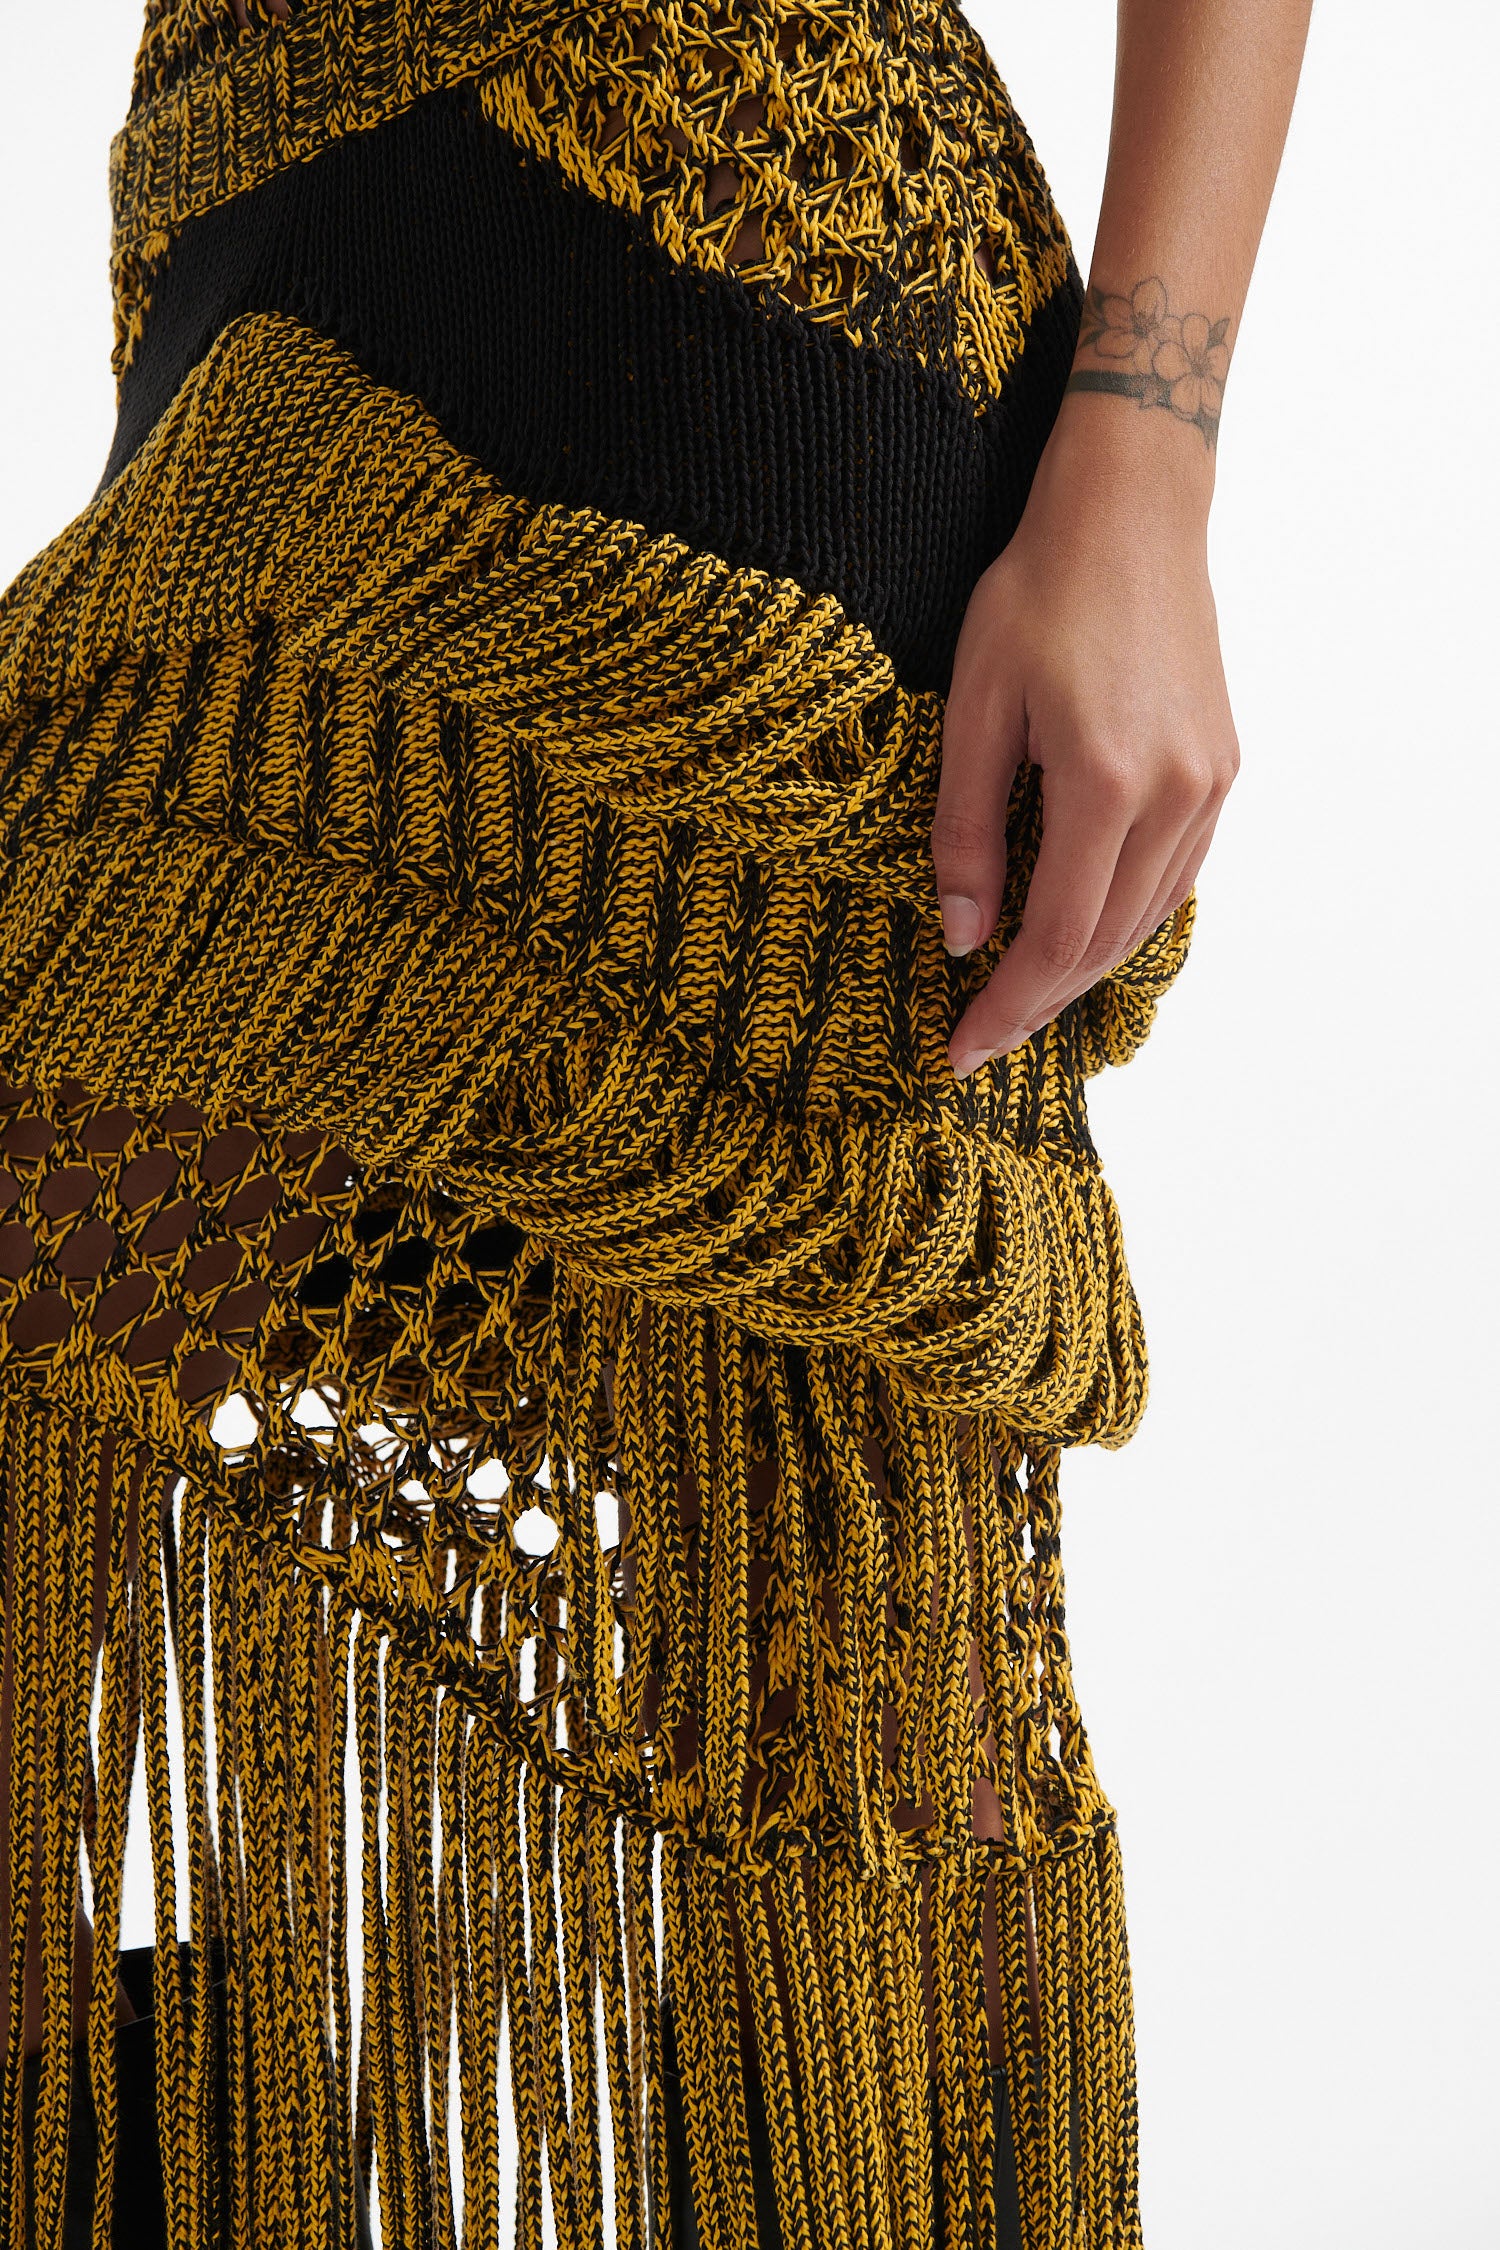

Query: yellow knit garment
[0,5,1192,2245]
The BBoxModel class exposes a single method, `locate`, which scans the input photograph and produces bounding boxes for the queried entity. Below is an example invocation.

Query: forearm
[1057,0,1314,494]
[934,0,1314,1071]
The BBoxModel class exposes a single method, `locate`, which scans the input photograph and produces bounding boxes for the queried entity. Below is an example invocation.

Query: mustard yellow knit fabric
[0,4,1191,2245]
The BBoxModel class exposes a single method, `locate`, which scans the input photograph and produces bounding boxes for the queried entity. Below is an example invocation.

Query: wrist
[1028,388,1216,539]
[1038,270,1237,519]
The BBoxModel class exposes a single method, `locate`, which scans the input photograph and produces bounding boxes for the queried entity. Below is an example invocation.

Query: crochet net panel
[484,0,1071,387]
[119,0,1073,403]
[0,1072,1093,1863]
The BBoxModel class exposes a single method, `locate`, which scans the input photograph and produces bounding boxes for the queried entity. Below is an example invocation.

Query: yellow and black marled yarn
[0,5,1191,2246]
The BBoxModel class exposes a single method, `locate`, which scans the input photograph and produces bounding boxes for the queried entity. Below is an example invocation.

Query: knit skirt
[0,3,1191,2245]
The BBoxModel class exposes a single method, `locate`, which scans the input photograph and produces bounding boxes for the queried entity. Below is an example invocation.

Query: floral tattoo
[1066,278,1232,448]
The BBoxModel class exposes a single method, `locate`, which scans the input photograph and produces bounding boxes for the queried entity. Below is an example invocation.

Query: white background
[1,4,1497,2246]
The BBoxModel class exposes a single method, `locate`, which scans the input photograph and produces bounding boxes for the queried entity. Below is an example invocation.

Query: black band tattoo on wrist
[1065,278,1232,449]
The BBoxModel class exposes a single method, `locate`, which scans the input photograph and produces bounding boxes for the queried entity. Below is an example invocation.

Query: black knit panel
[106,84,1081,694]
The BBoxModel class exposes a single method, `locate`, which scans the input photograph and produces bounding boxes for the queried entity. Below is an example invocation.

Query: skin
[936,0,1315,1077]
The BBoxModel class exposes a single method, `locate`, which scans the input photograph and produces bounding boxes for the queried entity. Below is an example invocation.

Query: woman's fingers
[947,761,1138,1075]
[1058,795,1218,1019]
[951,785,1218,1076]
[1123,817,1214,957]
[1013,782,1218,1034]
[1007,813,1187,1039]
[931,498,1238,1081]
[929,675,1026,959]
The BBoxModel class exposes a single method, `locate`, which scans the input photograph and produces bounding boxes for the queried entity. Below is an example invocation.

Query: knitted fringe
[0,1338,1140,2250]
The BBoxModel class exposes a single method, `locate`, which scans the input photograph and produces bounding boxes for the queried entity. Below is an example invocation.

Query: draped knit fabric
[0,4,1192,2246]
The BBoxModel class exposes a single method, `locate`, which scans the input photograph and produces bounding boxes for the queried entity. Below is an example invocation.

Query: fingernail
[940,894,983,956]
[950,1044,996,1081]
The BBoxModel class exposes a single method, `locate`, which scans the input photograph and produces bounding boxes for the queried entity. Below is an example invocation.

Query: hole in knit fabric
[467,1458,512,1501]
[728,90,766,138]
[7,1289,75,1353]
[826,129,858,180]
[119,1149,180,1210]
[157,1099,207,1135]
[201,1124,262,1185]
[306,1148,359,1197]
[298,1255,355,1310]
[465,1221,526,1273]
[211,1281,274,1335]
[228,0,292,30]
[53,1220,117,1282]
[182,1241,244,1296]
[81,1106,137,1154]
[378,1237,439,1291]
[513,1505,560,1558]
[224,1173,283,1228]
[1,1114,56,1166]
[269,1213,328,1266]
[123,1308,190,1366]
[183,1346,243,1406]
[707,157,741,213]
[138,1197,202,1257]
[0,1224,36,1281]
[729,209,765,264]
[38,1165,102,1219]
[350,1201,402,1247]
[91,1272,158,1340]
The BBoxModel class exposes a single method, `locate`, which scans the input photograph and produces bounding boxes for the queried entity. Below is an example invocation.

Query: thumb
[930,670,1026,958]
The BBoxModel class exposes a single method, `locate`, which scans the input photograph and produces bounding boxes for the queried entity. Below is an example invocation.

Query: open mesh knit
[0,4,1190,2246]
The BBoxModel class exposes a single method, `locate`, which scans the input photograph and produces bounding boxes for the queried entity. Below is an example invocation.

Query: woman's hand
[933,404,1239,1078]
[932,0,1317,1083]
